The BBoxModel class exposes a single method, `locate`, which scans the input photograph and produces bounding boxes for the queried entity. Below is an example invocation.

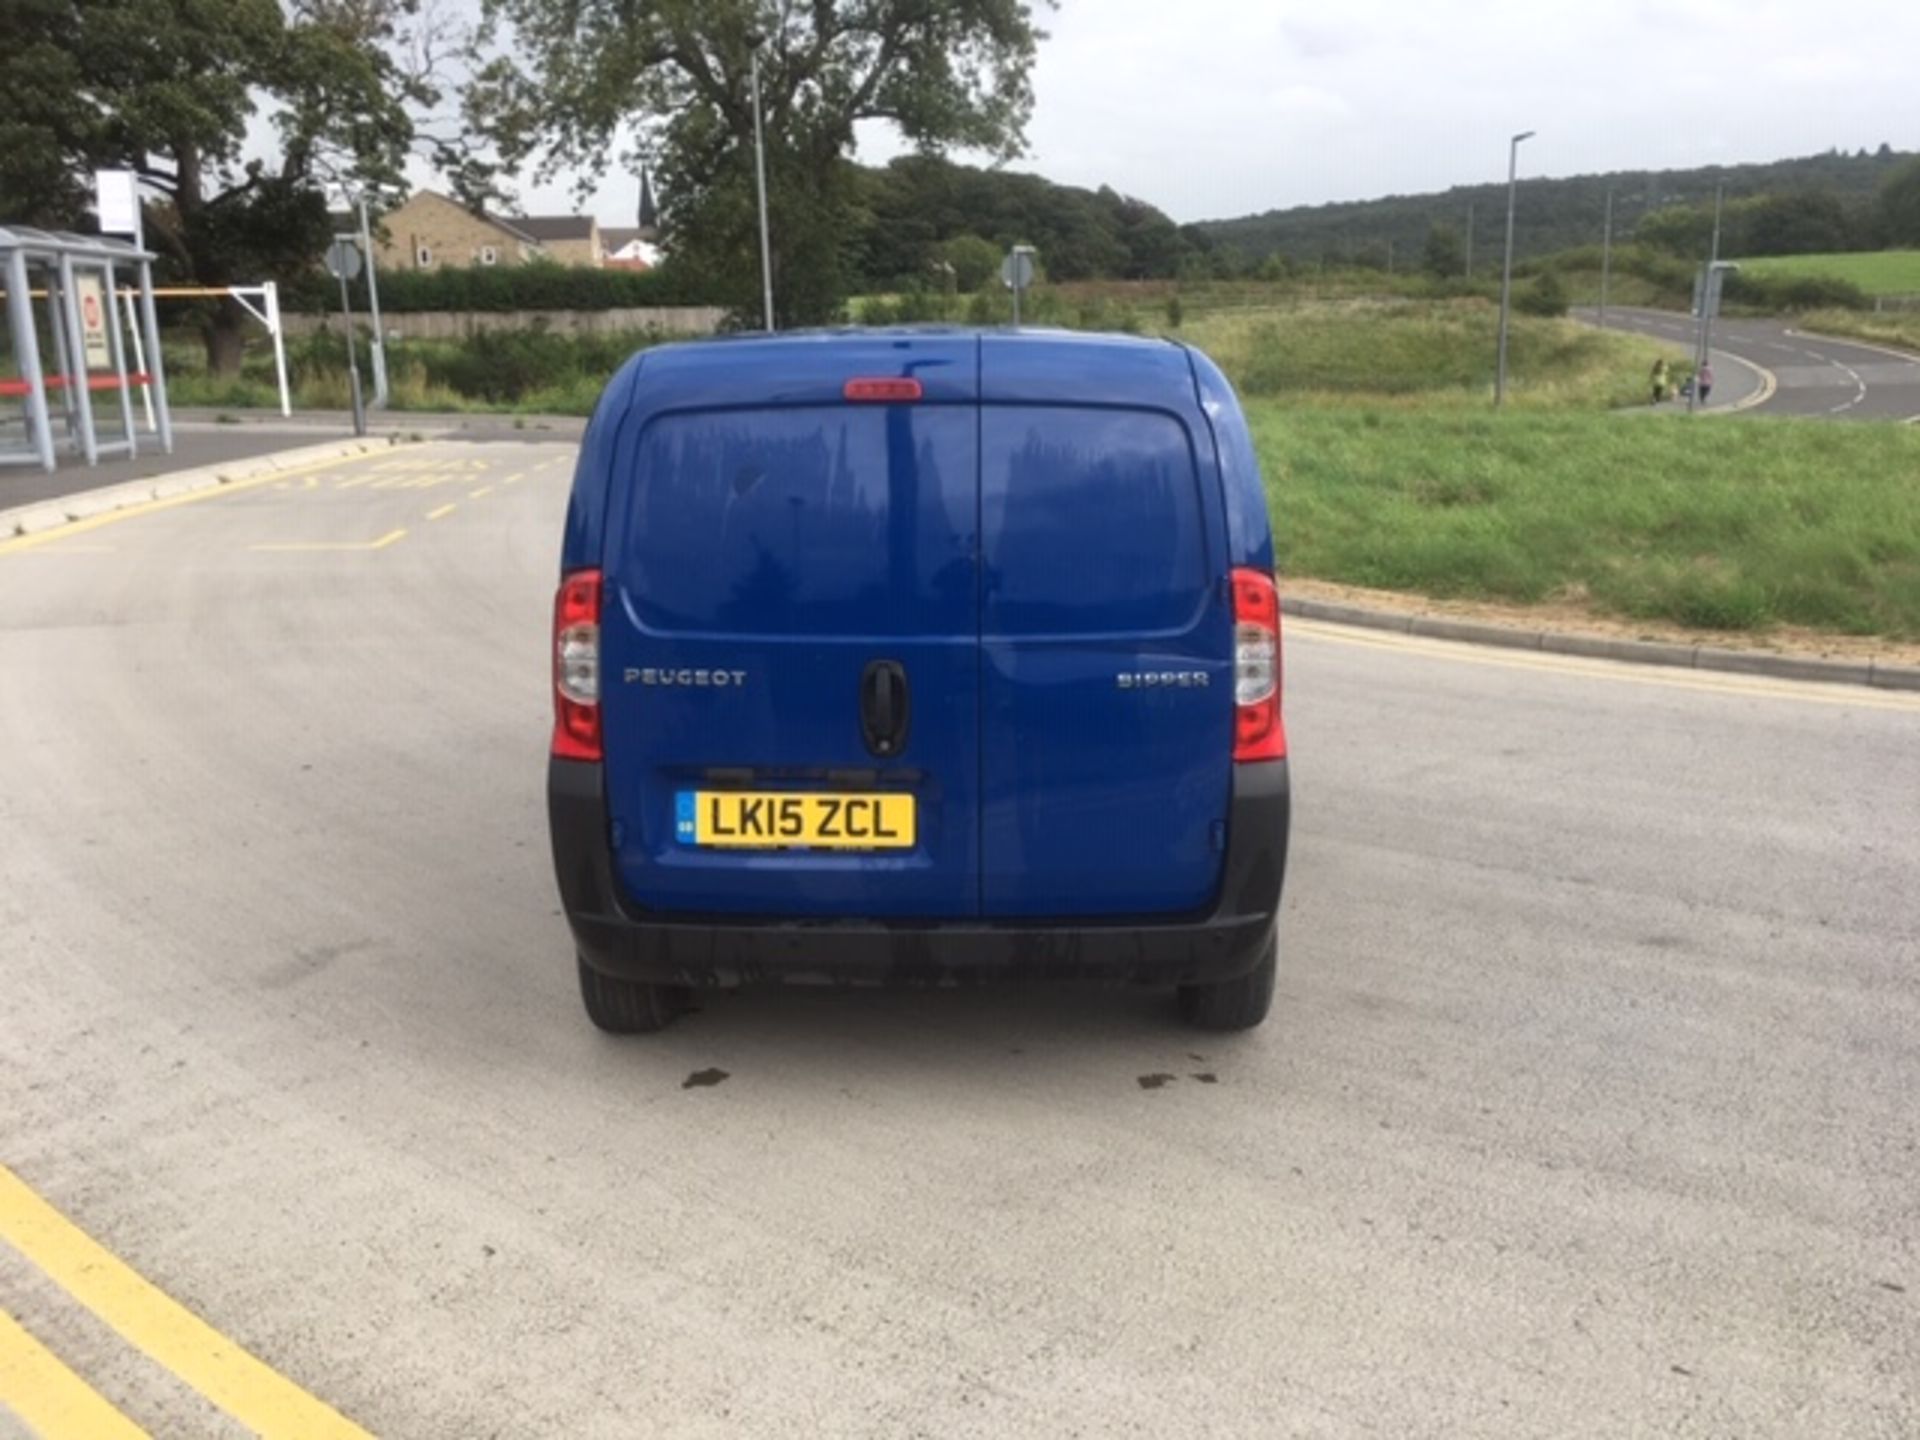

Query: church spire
[637,165,659,237]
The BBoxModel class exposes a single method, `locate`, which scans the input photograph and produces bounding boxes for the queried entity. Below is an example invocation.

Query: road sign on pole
[327,236,367,437]
[324,239,362,283]
[1001,245,1037,326]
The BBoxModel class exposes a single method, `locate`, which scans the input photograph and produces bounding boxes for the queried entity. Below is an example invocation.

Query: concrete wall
[282,307,726,340]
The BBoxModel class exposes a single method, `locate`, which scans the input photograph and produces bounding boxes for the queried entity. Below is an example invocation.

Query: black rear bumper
[549,759,1289,988]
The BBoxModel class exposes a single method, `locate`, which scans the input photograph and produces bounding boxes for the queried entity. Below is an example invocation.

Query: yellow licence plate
[675,790,916,849]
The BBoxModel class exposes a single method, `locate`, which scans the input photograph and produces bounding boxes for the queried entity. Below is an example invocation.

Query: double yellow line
[1,1163,370,1437]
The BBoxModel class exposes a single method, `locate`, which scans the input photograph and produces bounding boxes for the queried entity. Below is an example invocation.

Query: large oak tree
[465,0,1052,324]
[0,0,444,371]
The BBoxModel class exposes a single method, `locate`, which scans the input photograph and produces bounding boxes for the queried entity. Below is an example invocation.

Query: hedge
[281,260,711,314]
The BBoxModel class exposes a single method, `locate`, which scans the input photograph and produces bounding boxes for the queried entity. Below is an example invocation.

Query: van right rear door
[977,336,1236,918]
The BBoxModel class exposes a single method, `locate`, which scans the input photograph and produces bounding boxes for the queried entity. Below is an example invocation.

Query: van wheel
[576,955,687,1034]
[1178,939,1276,1031]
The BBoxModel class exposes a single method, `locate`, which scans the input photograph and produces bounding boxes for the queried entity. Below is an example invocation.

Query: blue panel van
[548,329,1290,1032]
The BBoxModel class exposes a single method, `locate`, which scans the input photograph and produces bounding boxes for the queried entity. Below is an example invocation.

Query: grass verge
[1738,250,1920,297]
[1788,310,1920,358]
[1251,406,1920,638]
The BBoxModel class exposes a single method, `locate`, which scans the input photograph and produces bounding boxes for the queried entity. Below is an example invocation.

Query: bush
[1724,271,1869,312]
[280,260,708,314]
[1513,271,1570,317]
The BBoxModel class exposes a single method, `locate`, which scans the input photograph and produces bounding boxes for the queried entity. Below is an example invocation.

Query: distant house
[512,215,604,268]
[602,228,661,271]
[366,191,604,271]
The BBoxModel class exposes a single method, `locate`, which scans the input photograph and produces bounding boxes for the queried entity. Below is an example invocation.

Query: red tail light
[843,377,923,402]
[552,568,602,761]
[1231,567,1285,762]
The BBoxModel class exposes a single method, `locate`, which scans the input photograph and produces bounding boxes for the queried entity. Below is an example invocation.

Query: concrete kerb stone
[0,435,411,539]
[1282,595,1918,694]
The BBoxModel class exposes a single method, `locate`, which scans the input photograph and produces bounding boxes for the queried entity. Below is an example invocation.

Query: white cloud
[414,0,1920,225]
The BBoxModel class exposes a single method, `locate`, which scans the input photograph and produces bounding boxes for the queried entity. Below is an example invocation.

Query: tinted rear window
[619,407,977,637]
[981,407,1209,635]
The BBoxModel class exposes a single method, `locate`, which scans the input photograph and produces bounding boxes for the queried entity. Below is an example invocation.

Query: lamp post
[1495,129,1535,408]
[1598,186,1614,330]
[748,37,775,332]
[1689,183,1726,414]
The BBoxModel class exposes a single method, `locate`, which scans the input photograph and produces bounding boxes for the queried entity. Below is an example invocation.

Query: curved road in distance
[3,440,1918,1437]
[1585,305,1920,420]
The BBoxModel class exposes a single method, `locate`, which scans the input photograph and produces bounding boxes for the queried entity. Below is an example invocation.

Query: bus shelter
[1,226,173,473]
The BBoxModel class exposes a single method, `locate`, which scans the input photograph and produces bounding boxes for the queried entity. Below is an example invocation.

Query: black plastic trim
[549,757,1290,988]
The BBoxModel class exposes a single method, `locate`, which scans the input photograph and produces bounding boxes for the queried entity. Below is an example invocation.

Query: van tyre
[576,955,687,1034]
[1178,938,1276,1031]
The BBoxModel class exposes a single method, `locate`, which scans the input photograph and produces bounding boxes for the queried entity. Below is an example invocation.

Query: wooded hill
[1195,146,1913,269]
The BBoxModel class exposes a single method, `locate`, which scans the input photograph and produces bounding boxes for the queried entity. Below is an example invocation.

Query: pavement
[0,410,584,516]
[1582,306,1920,420]
[3,437,1917,1436]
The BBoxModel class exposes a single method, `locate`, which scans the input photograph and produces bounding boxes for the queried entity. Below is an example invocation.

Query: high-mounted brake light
[552,568,602,761]
[1231,567,1285,762]
[843,377,923,402]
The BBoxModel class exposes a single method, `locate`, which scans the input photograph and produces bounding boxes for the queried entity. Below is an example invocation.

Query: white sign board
[75,273,112,370]
[95,169,141,239]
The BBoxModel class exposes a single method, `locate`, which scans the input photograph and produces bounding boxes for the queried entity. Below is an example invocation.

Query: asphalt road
[1586,307,1920,420]
[3,440,1918,1438]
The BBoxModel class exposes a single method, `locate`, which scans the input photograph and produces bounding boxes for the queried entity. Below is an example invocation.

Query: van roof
[613,327,1199,412]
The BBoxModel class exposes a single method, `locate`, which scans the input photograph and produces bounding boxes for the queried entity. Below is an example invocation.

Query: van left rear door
[597,337,981,919]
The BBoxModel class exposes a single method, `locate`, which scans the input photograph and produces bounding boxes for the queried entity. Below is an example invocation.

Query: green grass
[1738,250,1920,297]
[1179,299,1679,410]
[1790,309,1920,357]
[1252,407,1920,637]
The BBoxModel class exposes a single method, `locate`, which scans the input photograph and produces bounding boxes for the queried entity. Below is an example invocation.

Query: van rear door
[978,336,1234,917]
[597,336,980,919]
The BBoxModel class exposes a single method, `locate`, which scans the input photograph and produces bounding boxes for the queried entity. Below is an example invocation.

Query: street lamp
[1494,129,1535,408]
[747,34,775,332]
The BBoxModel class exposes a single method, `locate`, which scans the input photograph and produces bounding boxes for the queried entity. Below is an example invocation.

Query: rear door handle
[860,659,910,758]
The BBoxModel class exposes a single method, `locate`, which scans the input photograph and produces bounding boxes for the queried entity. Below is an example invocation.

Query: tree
[944,234,1000,291]
[0,0,442,372]
[1422,222,1464,278]
[1879,157,1920,247]
[466,0,1053,325]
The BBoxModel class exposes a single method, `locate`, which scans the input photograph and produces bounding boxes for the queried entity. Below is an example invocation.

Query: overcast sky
[476,0,1920,226]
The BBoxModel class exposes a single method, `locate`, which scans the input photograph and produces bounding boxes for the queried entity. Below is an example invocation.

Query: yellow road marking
[249,527,407,553]
[0,1165,371,1438]
[1716,349,1777,414]
[467,485,493,499]
[0,1308,149,1439]
[1287,619,1920,712]
[501,471,525,485]
[0,450,387,558]
[426,503,457,521]
[333,473,379,490]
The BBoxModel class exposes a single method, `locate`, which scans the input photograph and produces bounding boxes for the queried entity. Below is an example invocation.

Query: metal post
[120,286,156,432]
[56,255,99,464]
[43,273,78,443]
[264,281,292,417]
[1495,129,1534,408]
[1598,187,1614,329]
[358,197,389,408]
[101,260,137,457]
[1690,183,1723,414]
[750,47,775,332]
[137,259,173,453]
[336,264,366,437]
[5,248,55,472]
